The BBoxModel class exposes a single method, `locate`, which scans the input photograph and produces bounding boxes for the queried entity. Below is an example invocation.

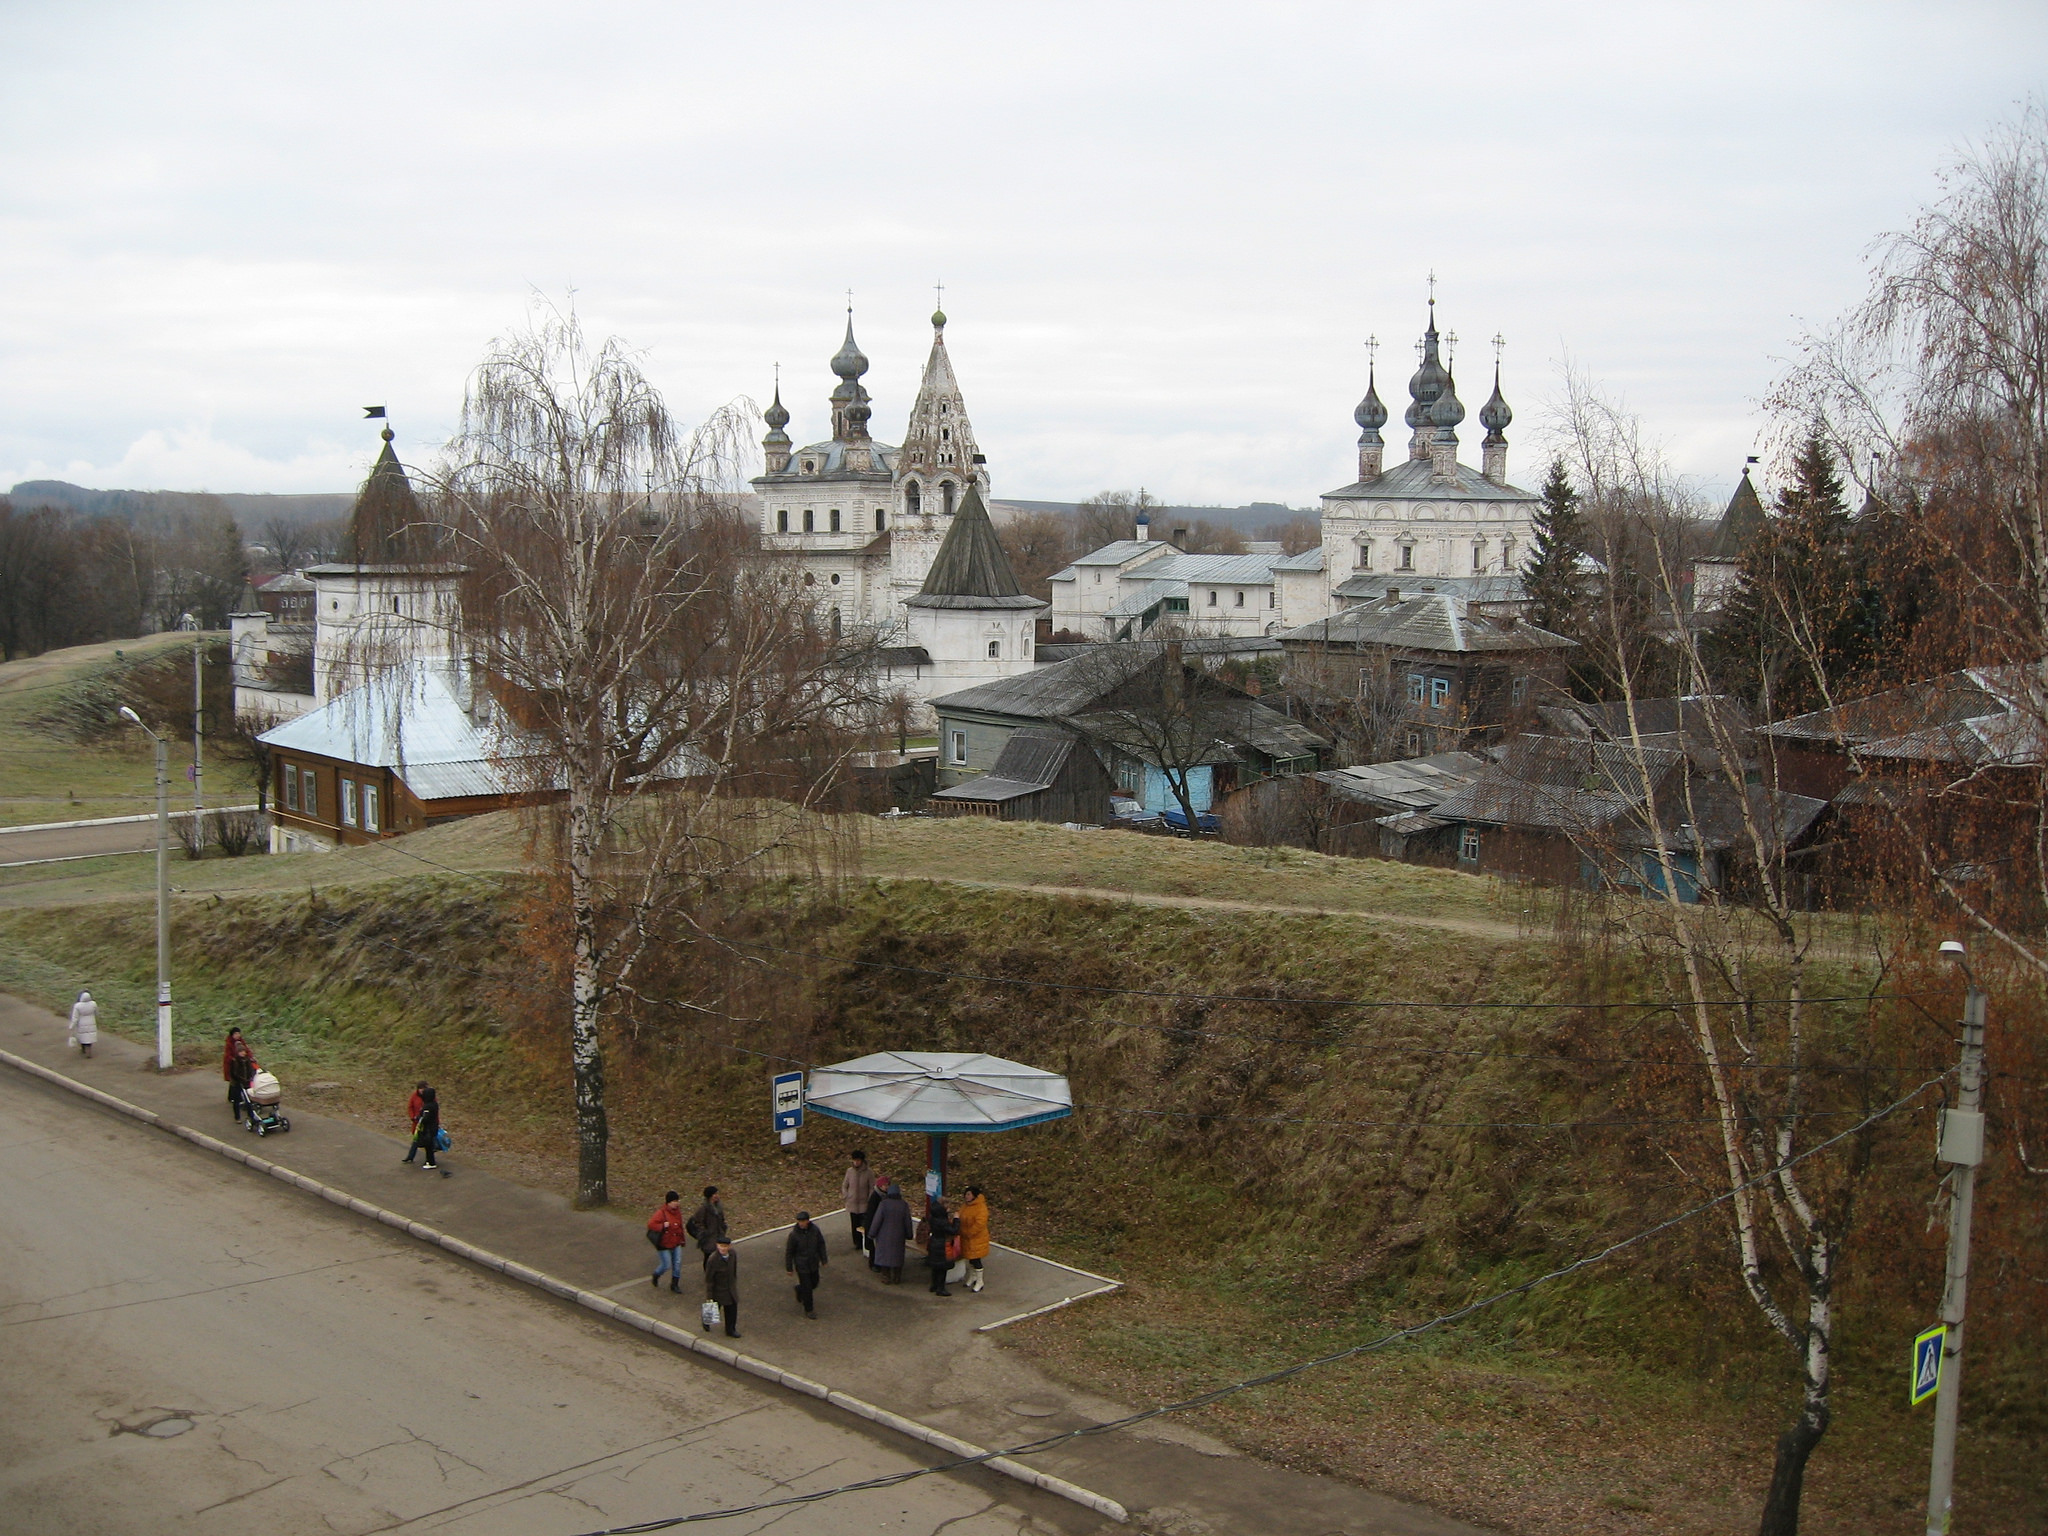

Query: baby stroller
[242,1070,290,1136]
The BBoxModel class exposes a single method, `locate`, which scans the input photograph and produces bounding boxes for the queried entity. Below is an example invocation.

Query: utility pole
[1926,939,1988,1536]
[120,707,173,1070]
[185,612,204,824]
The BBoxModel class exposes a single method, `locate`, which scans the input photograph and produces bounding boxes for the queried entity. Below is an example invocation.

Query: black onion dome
[1479,366,1512,437]
[763,385,790,432]
[1406,311,1448,428]
[1430,369,1466,431]
[831,318,869,381]
[1354,367,1388,434]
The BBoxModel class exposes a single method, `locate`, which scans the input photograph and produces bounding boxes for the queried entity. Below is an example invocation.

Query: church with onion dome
[751,305,1045,714]
[1306,297,1539,622]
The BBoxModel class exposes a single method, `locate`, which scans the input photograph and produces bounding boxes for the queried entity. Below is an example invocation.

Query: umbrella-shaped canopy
[804,1051,1073,1134]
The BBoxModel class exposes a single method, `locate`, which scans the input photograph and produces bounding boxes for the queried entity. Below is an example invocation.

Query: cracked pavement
[0,1066,1097,1535]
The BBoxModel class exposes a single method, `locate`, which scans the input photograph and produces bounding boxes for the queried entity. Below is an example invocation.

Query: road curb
[0,1047,1128,1526]
[0,805,261,835]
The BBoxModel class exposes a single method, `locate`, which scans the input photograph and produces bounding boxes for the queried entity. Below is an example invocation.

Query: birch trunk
[567,769,609,1207]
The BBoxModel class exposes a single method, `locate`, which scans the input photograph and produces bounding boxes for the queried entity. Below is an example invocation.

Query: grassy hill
[0,635,259,827]
[0,812,2037,1533]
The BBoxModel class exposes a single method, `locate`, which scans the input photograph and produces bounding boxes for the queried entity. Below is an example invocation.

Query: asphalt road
[0,818,166,864]
[0,1068,1089,1536]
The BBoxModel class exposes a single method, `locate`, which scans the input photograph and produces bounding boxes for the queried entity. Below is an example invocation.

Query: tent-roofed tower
[903,484,1044,704]
[347,423,434,565]
[891,306,991,619]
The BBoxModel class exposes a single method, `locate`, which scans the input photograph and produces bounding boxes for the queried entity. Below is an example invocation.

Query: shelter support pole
[927,1133,948,1199]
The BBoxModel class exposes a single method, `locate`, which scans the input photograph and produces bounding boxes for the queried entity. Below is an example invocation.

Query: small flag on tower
[363,405,387,419]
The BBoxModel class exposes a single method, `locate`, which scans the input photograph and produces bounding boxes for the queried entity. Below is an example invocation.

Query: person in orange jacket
[956,1185,991,1293]
[647,1191,686,1293]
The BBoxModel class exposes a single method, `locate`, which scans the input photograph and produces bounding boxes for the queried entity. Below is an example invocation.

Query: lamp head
[1938,940,1966,959]
[118,706,142,725]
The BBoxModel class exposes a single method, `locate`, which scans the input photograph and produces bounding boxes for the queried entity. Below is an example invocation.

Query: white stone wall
[310,571,460,704]
[1319,498,1539,586]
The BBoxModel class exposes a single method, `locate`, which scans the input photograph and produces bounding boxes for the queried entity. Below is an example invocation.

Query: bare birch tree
[432,306,881,1206]
[1545,372,1900,1535]
[1776,105,2048,979]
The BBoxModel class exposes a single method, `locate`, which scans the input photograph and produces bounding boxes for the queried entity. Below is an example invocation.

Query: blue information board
[771,1071,805,1132]
[1910,1323,1945,1406]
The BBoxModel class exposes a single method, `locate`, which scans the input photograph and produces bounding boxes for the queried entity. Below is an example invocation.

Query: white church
[1047,298,1540,638]
[749,307,1044,715]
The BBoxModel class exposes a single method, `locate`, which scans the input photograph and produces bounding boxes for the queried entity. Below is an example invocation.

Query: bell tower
[891,302,989,621]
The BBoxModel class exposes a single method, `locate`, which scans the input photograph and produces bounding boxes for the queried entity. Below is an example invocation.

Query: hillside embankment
[0,835,2040,1535]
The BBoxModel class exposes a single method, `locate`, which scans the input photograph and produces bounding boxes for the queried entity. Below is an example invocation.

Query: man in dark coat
[784,1211,828,1318]
[866,1182,912,1283]
[688,1185,728,1255]
[703,1238,740,1338]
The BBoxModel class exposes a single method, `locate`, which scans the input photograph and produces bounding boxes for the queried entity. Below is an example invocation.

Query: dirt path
[877,874,1532,942]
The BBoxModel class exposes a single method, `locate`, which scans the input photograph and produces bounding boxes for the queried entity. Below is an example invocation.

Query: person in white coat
[67,991,98,1058]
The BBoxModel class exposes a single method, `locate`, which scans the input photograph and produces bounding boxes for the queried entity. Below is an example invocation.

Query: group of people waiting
[644,1151,995,1338]
[842,1149,990,1297]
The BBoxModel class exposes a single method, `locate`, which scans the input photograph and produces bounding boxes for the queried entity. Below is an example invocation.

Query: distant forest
[0,477,1318,661]
[0,480,352,661]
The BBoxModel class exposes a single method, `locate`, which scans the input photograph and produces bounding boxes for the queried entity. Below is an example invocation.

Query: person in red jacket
[647,1191,686,1292]
[406,1081,428,1129]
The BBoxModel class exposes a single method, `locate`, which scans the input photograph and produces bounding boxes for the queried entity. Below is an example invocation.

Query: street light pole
[1926,940,1988,1536]
[186,613,204,824]
[119,707,172,1071]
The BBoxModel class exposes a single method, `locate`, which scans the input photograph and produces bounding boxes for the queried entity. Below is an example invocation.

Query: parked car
[1160,807,1221,834]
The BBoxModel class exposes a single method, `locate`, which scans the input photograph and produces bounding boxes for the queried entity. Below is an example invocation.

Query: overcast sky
[3,2,2042,510]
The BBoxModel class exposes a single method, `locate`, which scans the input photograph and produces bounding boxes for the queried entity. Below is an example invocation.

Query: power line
[558,1073,1949,1534]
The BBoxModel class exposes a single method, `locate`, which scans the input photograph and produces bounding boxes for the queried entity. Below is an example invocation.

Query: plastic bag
[700,1300,722,1331]
[434,1126,452,1151]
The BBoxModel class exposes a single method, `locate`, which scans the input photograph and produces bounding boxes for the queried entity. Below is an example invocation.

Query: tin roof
[1280,592,1573,654]
[1322,456,1538,504]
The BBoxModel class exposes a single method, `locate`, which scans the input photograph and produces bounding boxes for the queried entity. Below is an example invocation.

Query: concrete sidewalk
[0,992,1493,1536]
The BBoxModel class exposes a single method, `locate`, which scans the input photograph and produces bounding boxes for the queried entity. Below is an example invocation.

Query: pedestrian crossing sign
[1910,1324,1945,1406]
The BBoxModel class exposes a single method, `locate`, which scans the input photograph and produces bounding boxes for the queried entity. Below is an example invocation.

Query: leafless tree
[1547,374,1900,1536]
[430,304,882,1206]
[1056,641,1276,830]
[259,514,314,573]
[1075,488,1163,551]
[1777,104,2048,980]
[995,505,1076,599]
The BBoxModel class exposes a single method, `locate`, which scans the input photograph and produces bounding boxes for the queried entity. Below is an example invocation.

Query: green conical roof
[905,484,1044,610]
[348,432,429,564]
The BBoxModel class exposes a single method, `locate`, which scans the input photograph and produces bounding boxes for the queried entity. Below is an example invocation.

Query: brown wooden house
[259,665,559,852]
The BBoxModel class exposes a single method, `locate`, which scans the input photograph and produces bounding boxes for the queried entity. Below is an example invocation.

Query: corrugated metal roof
[259,666,508,769]
[1066,540,1178,568]
[1279,593,1573,654]
[1315,750,1487,812]
[1270,548,1326,572]
[930,774,1046,803]
[933,645,1164,718]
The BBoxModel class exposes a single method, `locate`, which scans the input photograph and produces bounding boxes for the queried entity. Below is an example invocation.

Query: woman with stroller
[221,1029,258,1123]
[921,1194,959,1297]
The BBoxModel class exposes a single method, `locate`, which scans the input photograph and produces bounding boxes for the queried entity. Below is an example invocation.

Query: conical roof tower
[905,485,1043,610]
[347,423,431,564]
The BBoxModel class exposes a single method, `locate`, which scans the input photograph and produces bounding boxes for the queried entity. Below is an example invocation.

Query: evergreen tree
[1523,455,1587,636]
[1708,429,1860,716]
